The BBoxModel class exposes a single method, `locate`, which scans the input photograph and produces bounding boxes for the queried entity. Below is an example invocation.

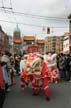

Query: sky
[0,0,71,39]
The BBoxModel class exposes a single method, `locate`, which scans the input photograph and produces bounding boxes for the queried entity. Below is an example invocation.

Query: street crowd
[57,53,71,81]
[0,51,71,107]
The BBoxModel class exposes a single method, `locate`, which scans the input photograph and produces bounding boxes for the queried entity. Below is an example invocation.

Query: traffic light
[42,27,50,34]
[47,27,50,34]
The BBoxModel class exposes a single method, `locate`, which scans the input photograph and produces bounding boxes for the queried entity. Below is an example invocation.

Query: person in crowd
[65,54,71,81]
[0,61,4,89]
[14,55,20,75]
[10,55,15,66]
[20,55,30,90]
[56,54,60,70]
[1,62,11,92]
[1,51,11,69]
[9,55,16,86]
[69,55,71,80]
[9,64,16,86]
[20,55,27,73]
[0,62,5,108]
[59,54,66,81]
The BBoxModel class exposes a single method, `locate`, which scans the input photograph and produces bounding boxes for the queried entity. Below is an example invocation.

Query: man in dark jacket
[59,55,66,80]
[65,54,71,81]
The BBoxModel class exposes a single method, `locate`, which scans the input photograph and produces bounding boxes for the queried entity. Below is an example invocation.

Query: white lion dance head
[44,52,57,68]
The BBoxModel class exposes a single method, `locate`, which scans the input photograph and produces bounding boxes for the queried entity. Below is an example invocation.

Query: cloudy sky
[0,0,71,39]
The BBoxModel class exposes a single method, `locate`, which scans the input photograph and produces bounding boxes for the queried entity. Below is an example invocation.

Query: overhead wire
[0,19,68,29]
[1,9,68,22]
[0,0,68,23]
[9,0,17,23]
[0,0,69,31]
[1,0,12,22]
[0,7,68,30]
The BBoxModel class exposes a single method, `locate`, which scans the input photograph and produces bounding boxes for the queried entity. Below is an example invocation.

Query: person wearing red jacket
[32,57,50,101]
[0,62,5,108]
[0,62,4,89]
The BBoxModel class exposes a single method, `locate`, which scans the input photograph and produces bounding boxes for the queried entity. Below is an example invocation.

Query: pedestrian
[65,54,71,81]
[59,55,66,81]
[1,62,11,92]
[20,55,28,89]
[20,55,27,73]
[0,62,4,89]
[9,65,16,86]
[14,55,20,75]
[0,62,6,108]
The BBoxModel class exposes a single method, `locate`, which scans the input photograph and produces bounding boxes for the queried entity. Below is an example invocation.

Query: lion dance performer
[44,52,59,83]
[20,53,50,101]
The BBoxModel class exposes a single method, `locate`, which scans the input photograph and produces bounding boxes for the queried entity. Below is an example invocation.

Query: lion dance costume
[44,53,59,83]
[20,53,50,100]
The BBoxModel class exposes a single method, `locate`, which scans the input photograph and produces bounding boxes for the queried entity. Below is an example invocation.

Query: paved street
[3,77,71,108]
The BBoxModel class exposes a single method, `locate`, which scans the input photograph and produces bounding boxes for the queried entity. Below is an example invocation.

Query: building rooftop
[36,39,44,44]
[13,38,22,43]
[23,36,35,41]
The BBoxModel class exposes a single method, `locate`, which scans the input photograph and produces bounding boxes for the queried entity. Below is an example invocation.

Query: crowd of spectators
[57,53,71,81]
[0,51,20,108]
